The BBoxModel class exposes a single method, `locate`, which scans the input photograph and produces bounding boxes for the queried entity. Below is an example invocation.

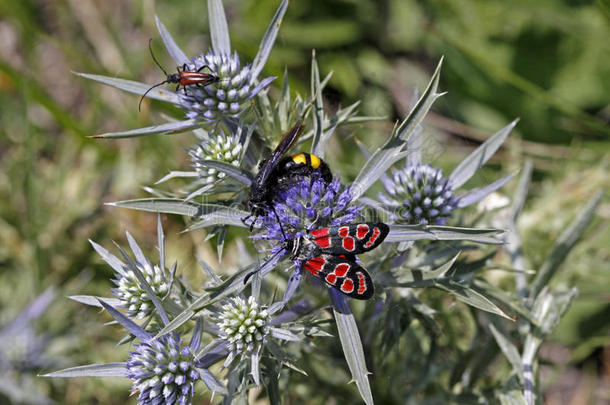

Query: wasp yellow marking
[291,153,308,165]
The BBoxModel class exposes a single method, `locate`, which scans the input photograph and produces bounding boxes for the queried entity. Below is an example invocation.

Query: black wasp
[244,121,333,229]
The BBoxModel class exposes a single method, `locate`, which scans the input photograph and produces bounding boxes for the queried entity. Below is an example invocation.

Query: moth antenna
[272,207,288,241]
[139,81,168,111]
[148,38,169,77]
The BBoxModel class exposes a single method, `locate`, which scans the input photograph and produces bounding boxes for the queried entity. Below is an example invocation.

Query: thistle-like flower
[77,0,288,138]
[217,296,270,355]
[113,263,169,319]
[180,51,275,122]
[188,129,243,185]
[378,163,458,225]
[91,219,174,321]
[126,333,199,405]
[254,174,362,252]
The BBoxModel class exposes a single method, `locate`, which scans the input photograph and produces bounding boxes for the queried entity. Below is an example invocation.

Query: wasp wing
[302,254,374,300]
[308,222,389,255]
[254,121,304,186]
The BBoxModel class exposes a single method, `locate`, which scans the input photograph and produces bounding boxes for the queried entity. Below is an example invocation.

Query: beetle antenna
[148,39,169,77]
[139,81,168,111]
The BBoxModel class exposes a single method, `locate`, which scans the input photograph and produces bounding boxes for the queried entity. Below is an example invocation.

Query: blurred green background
[0,0,608,403]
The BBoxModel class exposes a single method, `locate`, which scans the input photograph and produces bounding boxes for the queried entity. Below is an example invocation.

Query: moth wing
[256,122,304,184]
[303,255,374,300]
[309,222,389,255]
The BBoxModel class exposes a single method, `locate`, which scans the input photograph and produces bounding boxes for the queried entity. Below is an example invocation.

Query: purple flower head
[126,333,199,405]
[253,174,362,254]
[178,51,274,122]
[379,163,459,225]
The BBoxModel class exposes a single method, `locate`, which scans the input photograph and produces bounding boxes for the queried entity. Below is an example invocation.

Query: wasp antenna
[148,38,169,77]
[138,81,167,112]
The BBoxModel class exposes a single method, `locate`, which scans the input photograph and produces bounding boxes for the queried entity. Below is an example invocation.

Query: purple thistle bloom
[179,51,275,122]
[253,174,362,255]
[126,333,200,405]
[379,163,459,225]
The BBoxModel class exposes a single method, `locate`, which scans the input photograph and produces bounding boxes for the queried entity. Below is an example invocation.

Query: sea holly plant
[44,1,602,404]
[76,0,288,139]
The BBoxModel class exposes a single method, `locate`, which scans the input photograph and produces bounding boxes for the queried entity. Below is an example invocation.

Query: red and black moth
[139,39,220,111]
[286,222,389,300]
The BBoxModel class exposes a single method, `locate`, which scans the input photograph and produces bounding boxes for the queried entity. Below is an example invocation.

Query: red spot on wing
[341,278,355,294]
[342,236,355,251]
[310,228,330,238]
[356,224,369,239]
[364,227,381,249]
[357,272,367,295]
[313,235,330,248]
[310,228,331,248]
[304,257,326,276]
[338,227,349,237]
[325,273,337,285]
[334,263,350,277]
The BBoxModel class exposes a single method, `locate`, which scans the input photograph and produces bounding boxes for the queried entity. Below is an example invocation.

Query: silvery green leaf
[196,256,222,285]
[43,362,127,378]
[380,253,459,286]
[157,215,165,270]
[186,207,250,230]
[282,266,303,304]
[109,198,236,218]
[488,322,524,381]
[449,119,518,189]
[119,236,170,325]
[251,0,288,80]
[75,72,179,104]
[251,268,262,299]
[457,172,516,208]
[507,161,534,297]
[406,89,422,166]
[278,68,290,127]
[89,240,126,276]
[91,119,200,139]
[350,58,445,200]
[200,368,228,395]
[208,0,231,54]
[529,191,602,297]
[251,350,261,386]
[310,51,325,157]
[509,160,533,225]
[98,299,151,341]
[194,338,224,360]
[125,231,152,271]
[270,327,301,342]
[155,15,189,66]
[198,160,253,185]
[190,317,203,352]
[184,183,218,202]
[386,224,504,244]
[329,290,374,405]
[534,287,578,336]
[497,376,527,405]
[473,279,537,325]
[436,280,512,319]
[156,254,284,339]
[155,171,198,184]
[68,295,122,308]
